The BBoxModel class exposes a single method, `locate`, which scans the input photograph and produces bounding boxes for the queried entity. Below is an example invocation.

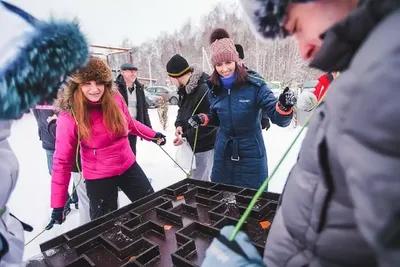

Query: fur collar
[185,66,204,95]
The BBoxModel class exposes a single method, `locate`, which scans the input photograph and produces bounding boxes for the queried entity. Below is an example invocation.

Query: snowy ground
[6,105,306,261]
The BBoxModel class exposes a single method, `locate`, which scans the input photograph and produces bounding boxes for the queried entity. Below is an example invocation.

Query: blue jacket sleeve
[205,92,220,127]
[257,84,292,127]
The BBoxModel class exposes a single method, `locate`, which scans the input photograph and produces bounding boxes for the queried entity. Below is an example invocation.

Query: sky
[8,0,236,47]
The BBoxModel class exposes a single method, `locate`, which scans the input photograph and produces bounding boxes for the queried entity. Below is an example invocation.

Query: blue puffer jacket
[207,71,292,189]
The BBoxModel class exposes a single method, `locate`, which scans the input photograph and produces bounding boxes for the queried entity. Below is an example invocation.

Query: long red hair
[72,82,127,141]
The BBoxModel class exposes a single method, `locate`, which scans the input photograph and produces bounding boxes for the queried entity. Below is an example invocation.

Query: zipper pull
[228,89,231,95]
[93,149,96,155]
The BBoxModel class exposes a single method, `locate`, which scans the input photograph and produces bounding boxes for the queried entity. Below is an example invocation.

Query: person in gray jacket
[0,1,88,265]
[201,0,400,266]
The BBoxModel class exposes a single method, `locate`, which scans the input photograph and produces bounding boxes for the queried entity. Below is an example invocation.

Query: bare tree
[119,4,322,88]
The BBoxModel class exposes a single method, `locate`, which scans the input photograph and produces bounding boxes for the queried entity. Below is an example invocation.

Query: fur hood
[185,66,207,95]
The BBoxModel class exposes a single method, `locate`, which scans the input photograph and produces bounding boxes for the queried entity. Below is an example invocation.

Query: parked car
[301,80,318,93]
[144,90,162,109]
[146,86,179,105]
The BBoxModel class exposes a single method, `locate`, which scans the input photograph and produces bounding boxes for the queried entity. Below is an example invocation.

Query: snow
[6,105,306,261]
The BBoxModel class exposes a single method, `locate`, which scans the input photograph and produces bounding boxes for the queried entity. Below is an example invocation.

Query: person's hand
[188,113,208,128]
[152,132,166,146]
[261,118,270,131]
[201,226,265,267]
[47,114,57,123]
[173,135,184,146]
[45,207,65,230]
[278,87,297,111]
[297,91,318,112]
[175,126,183,137]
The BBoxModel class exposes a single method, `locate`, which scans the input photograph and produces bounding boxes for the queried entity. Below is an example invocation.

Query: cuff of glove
[199,113,209,126]
[276,102,293,115]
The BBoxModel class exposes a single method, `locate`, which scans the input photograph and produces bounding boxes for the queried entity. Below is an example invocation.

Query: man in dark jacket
[166,54,217,181]
[202,0,400,266]
[115,63,152,155]
[235,43,271,131]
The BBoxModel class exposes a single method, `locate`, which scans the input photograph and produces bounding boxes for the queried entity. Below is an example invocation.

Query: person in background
[115,63,152,155]
[33,106,78,214]
[235,43,271,131]
[297,71,338,125]
[297,71,338,112]
[49,58,166,226]
[0,0,89,265]
[189,28,295,190]
[166,54,217,181]
[47,115,91,225]
[202,0,400,266]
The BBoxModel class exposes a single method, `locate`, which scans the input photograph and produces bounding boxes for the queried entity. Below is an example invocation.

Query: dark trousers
[85,162,154,220]
[128,134,137,155]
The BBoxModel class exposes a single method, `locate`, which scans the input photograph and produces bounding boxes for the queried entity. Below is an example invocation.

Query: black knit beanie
[166,54,190,78]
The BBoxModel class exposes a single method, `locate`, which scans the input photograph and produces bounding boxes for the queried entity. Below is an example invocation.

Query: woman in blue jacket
[189,28,296,189]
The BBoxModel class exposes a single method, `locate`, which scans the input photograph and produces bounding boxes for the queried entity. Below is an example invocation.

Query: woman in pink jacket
[49,57,166,224]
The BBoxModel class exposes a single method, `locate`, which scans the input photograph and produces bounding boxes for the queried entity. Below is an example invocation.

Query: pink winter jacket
[51,92,156,208]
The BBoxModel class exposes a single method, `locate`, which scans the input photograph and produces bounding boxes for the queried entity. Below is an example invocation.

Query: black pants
[128,134,137,155]
[85,162,154,220]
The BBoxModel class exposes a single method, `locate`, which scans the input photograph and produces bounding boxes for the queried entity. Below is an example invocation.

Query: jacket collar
[310,0,400,72]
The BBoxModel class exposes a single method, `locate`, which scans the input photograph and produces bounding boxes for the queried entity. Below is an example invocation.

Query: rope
[25,109,83,246]
[188,88,210,177]
[229,91,328,241]
[24,87,208,245]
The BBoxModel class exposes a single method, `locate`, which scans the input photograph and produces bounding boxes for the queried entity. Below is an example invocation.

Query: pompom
[209,28,230,44]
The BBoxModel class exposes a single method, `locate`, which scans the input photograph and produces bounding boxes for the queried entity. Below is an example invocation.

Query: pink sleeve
[115,92,157,141]
[51,112,78,208]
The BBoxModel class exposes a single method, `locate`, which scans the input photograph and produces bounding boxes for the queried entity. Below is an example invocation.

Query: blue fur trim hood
[0,1,89,119]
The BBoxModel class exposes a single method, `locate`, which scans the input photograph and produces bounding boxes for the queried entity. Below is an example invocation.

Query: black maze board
[25,179,279,267]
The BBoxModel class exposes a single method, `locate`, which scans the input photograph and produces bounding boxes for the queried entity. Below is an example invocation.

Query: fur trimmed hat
[209,28,239,67]
[0,1,89,119]
[70,57,112,84]
[240,0,317,40]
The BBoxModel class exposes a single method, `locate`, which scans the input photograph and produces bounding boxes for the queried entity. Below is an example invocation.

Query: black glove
[46,207,65,230]
[188,114,206,128]
[278,87,297,111]
[261,118,271,131]
[152,132,166,146]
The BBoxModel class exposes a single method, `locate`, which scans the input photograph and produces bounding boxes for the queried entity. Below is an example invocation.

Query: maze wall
[26,179,279,267]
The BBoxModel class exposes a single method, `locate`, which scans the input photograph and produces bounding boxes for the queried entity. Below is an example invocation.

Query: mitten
[188,113,208,128]
[278,87,297,111]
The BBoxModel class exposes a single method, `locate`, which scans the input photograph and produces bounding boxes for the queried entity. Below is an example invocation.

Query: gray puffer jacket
[0,120,25,266]
[264,1,400,267]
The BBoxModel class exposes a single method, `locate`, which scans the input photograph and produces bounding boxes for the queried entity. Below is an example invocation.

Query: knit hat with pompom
[209,28,239,67]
